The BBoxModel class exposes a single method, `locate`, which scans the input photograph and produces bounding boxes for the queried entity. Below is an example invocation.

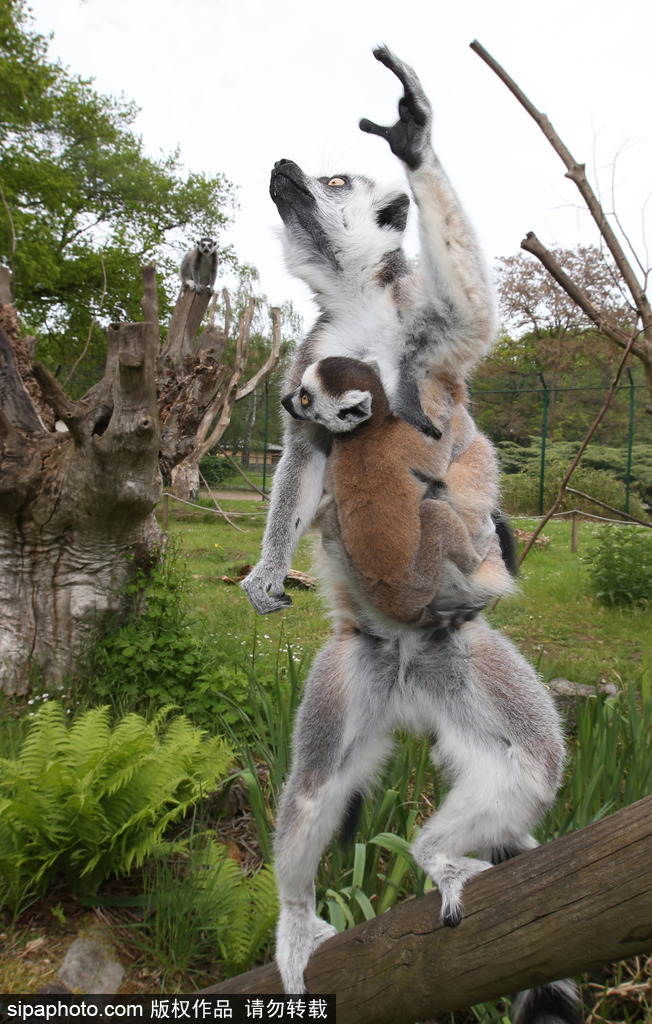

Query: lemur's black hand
[359,45,433,169]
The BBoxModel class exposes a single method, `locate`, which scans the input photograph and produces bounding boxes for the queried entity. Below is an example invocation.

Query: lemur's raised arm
[242,46,501,617]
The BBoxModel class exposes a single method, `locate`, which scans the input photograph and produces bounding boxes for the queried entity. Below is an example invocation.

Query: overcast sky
[27,0,652,329]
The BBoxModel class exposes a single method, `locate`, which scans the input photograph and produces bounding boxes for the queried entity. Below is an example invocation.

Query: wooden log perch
[202,796,652,1023]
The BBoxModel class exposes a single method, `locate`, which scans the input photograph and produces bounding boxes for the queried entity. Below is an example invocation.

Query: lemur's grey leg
[275,634,395,992]
[406,620,565,928]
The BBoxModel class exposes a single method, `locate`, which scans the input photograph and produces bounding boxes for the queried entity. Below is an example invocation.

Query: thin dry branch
[236,306,282,400]
[217,444,267,499]
[520,233,634,346]
[470,40,651,325]
[0,184,16,300]
[196,298,256,459]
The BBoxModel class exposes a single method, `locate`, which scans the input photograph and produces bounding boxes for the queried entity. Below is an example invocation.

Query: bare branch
[198,467,247,533]
[196,298,256,459]
[470,40,652,331]
[520,232,637,351]
[236,306,282,400]
[0,266,12,305]
[217,443,267,499]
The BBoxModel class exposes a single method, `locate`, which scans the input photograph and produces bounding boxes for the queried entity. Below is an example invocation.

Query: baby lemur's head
[282,356,390,434]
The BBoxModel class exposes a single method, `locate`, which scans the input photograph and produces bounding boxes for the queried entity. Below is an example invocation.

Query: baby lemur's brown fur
[283,356,486,625]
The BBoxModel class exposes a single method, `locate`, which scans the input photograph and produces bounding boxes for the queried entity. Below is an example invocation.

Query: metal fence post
[538,373,549,517]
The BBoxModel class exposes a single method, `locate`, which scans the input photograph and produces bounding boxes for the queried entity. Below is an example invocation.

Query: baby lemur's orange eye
[300,391,310,407]
[328,177,345,187]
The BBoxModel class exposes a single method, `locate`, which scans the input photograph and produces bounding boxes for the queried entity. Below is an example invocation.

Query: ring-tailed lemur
[246,46,579,1023]
[180,237,218,293]
[241,46,513,624]
[282,356,492,625]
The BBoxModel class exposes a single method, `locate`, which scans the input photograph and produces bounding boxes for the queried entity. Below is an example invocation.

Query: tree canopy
[468,246,650,447]
[0,0,239,393]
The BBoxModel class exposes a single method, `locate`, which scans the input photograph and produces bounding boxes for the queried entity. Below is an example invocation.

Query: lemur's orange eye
[300,391,310,407]
[328,177,345,187]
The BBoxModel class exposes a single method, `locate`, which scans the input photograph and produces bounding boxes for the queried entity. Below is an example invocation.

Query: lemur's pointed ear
[335,389,372,429]
[376,193,410,232]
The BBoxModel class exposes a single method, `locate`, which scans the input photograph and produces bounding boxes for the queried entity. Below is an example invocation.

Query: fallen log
[202,795,652,1023]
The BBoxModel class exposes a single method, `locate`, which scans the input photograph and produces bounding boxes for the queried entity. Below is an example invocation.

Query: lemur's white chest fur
[309,292,406,401]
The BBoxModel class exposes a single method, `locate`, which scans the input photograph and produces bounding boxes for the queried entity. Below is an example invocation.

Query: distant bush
[584,526,652,607]
[199,454,239,486]
[496,438,652,505]
[500,459,648,521]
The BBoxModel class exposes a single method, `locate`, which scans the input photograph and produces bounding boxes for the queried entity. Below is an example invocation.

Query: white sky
[27,0,652,329]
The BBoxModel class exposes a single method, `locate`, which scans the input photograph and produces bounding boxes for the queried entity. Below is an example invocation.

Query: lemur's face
[281,360,373,434]
[197,238,217,254]
[270,160,409,297]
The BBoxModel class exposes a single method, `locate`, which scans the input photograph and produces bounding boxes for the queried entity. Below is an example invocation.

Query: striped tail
[512,980,581,1024]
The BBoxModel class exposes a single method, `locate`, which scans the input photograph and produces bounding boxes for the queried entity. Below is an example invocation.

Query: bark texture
[0,266,280,694]
[202,796,652,1024]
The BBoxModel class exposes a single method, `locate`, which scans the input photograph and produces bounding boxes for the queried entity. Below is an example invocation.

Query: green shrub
[0,702,232,908]
[500,460,647,520]
[584,526,652,607]
[86,544,253,729]
[496,438,652,505]
[198,454,239,487]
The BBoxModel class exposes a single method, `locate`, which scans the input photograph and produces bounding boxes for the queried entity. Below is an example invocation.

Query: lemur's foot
[276,907,338,994]
[359,45,433,169]
[412,849,492,929]
[241,564,292,615]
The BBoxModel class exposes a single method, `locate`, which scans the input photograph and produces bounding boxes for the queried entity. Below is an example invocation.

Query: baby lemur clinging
[245,45,578,1024]
[282,356,485,624]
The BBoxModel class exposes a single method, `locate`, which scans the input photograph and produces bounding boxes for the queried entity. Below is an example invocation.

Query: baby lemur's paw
[360,46,433,169]
[241,564,292,615]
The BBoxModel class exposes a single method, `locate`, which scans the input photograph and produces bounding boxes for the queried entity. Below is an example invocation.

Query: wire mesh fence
[211,373,651,520]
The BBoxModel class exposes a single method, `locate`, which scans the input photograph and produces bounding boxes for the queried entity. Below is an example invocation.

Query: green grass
[167,500,650,691]
[490,517,650,685]
[2,495,650,1006]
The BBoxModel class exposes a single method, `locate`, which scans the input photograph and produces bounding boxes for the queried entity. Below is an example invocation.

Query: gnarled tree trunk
[0,264,280,694]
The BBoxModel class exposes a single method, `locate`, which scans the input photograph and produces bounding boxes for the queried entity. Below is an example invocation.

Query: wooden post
[571,511,579,552]
[162,492,169,531]
[201,796,652,1024]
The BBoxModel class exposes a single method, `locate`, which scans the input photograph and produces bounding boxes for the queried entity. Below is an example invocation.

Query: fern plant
[134,834,278,983]
[0,702,232,908]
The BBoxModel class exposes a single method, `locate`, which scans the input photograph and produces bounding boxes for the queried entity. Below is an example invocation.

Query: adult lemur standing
[242,47,579,1024]
[180,237,219,293]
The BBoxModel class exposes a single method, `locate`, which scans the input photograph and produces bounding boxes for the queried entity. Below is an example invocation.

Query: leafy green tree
[0,0,238,392]
[469,246,650,446]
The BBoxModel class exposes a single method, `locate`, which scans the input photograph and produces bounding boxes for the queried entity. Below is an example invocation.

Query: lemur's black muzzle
[281,391,303,420]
